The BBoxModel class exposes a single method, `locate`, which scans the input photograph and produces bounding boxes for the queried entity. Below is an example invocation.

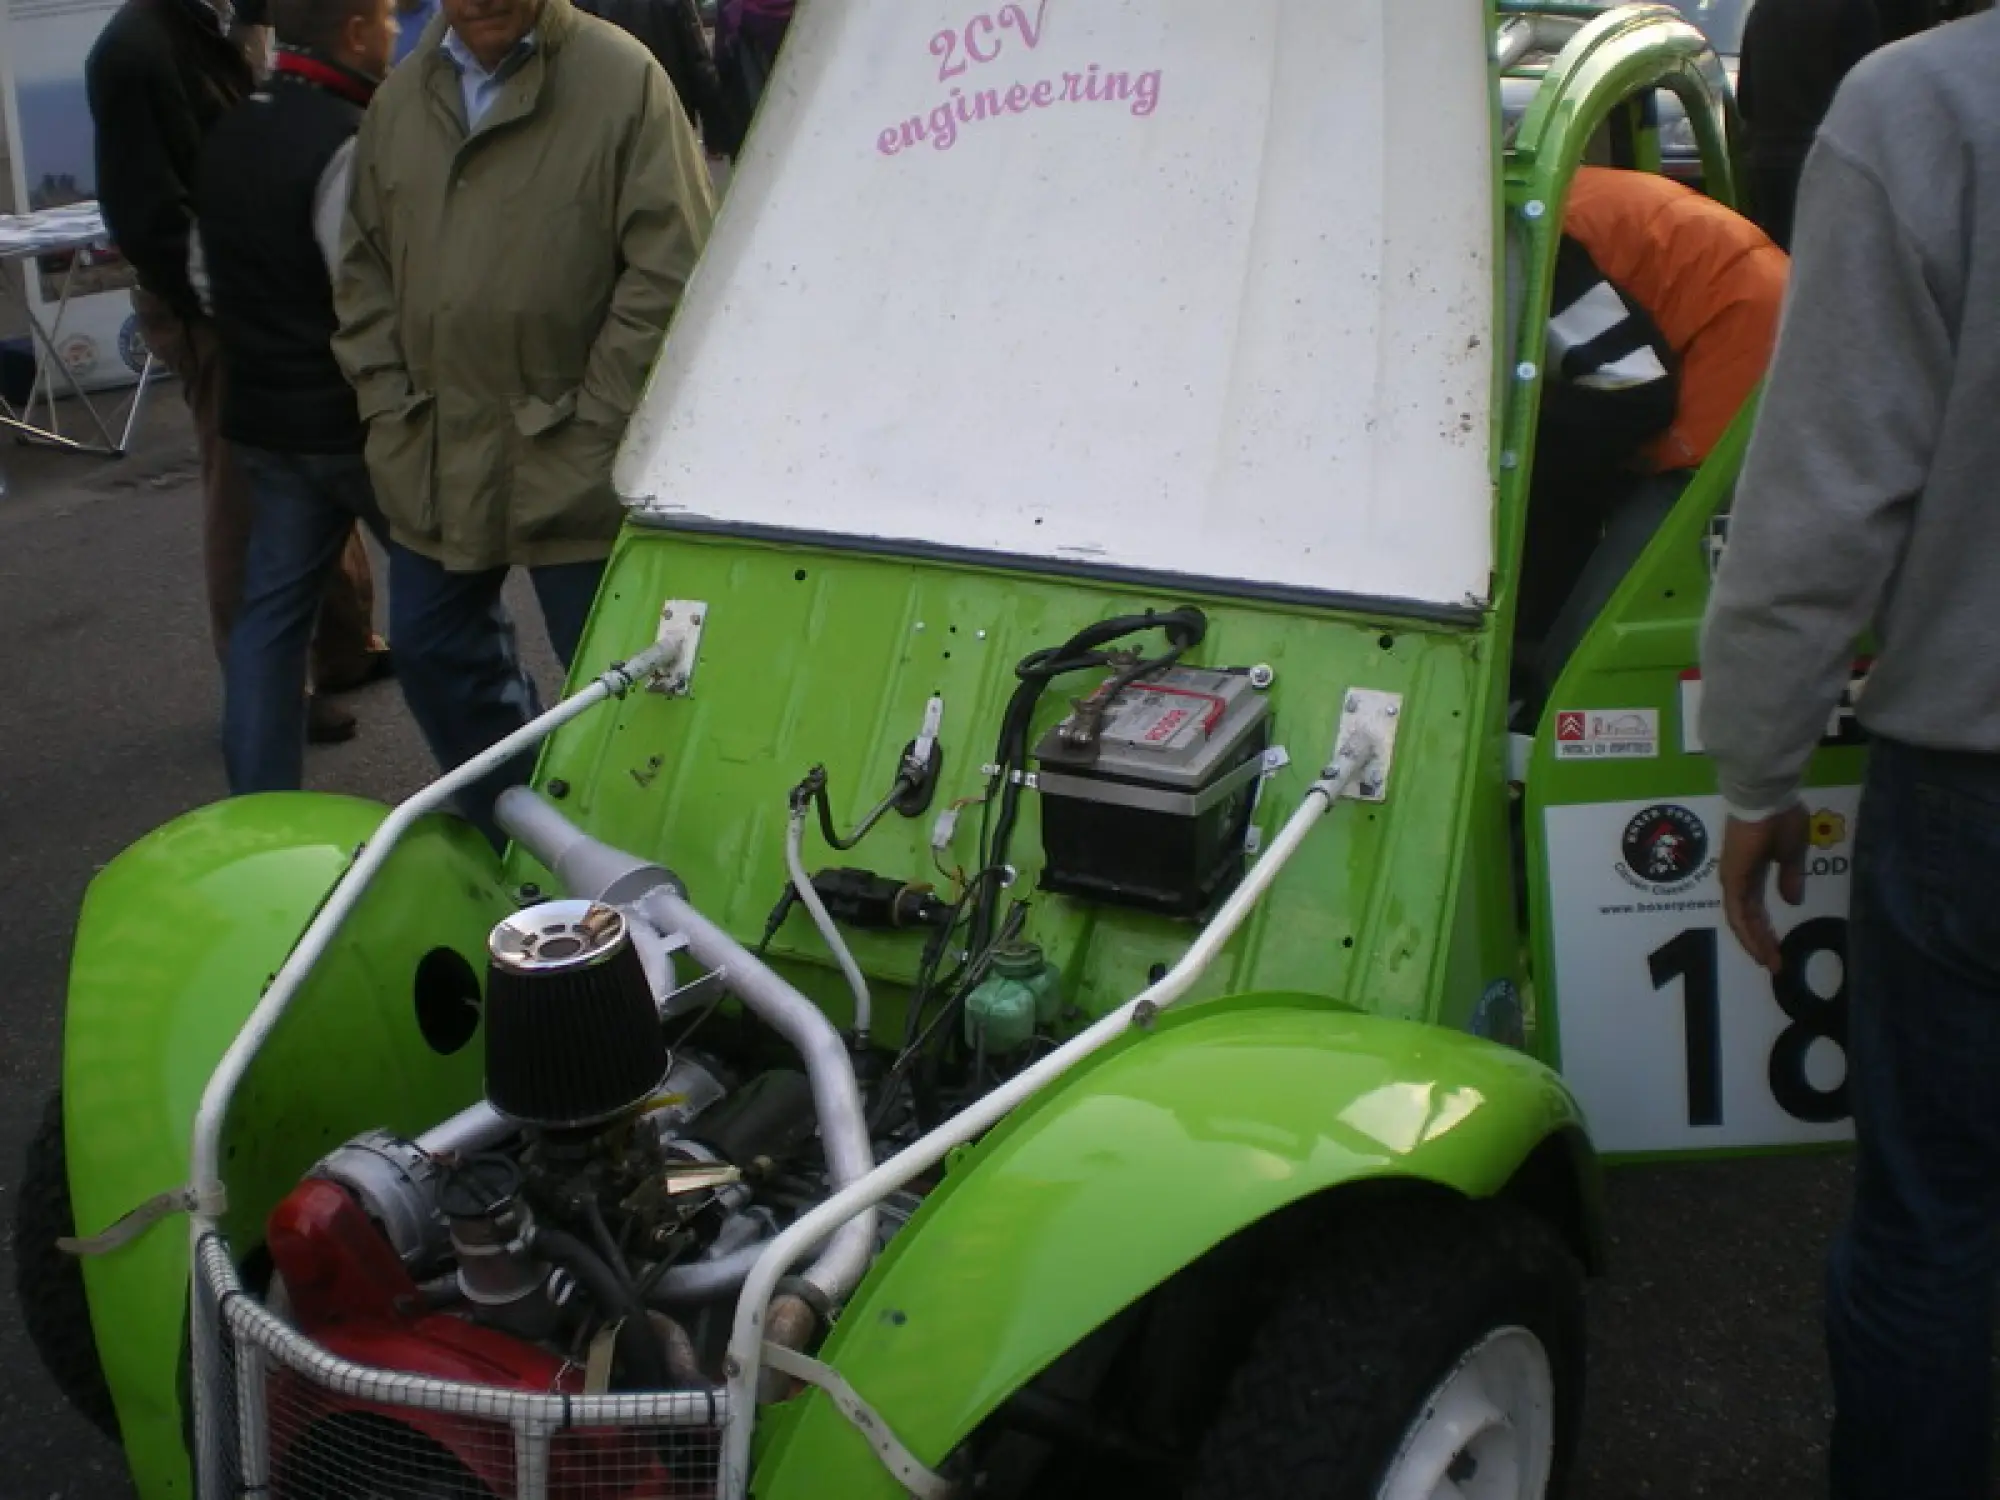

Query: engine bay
[263,607,1288,1402]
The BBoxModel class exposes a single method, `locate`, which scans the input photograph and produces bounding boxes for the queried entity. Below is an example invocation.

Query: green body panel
[64,796,509,1499]
[1520,401,1869,1156]
[754,998,1590,1497]
[519,535,1495,1038]
[1501,15,1863,1160]
[1481,5,1741,1061]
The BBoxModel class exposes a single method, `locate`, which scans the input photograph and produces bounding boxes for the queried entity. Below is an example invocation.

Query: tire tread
[1186,1195,1583,1499]
[13,1088,120,1437]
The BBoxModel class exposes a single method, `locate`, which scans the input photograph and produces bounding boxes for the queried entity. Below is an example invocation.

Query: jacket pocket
[364,391,438,540]
[508,395,625,548]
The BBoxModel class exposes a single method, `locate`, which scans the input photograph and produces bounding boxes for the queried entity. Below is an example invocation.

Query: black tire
[13,1088,120,1437]
[1186,1197,1585,1500]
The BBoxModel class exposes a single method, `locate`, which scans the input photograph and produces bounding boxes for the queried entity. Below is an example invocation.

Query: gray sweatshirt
[1701,13,2000,815]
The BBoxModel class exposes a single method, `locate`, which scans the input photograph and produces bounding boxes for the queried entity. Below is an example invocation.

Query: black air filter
[484,901,668,1129]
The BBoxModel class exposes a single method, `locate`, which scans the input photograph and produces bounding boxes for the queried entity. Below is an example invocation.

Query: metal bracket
[649,600,709,696]
[1335,690,1403,802]
[979,764,1038,788]
[659,964,726,1020]
[1243,744,1293,854]
[761,1342,956,1499]
[58,1182,227,1257]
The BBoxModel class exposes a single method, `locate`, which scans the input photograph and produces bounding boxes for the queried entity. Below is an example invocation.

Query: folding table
[0,201,155,458]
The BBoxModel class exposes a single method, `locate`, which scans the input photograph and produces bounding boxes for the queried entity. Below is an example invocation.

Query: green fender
[61,794,508,1500]
[755,995,1597,1498]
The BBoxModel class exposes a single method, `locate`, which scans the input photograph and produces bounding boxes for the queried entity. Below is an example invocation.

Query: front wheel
[13,1088,119,1436]
[1187,1197,1584,1500]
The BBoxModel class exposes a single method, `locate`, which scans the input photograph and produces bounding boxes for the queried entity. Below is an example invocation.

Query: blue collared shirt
[441,27,537,129]
[392,0,437,64]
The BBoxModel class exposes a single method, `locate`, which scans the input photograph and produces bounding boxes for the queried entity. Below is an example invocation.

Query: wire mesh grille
[193,1235,727,1500]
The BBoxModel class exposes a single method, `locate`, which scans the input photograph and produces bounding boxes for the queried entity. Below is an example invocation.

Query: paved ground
[0,397,1856,1499]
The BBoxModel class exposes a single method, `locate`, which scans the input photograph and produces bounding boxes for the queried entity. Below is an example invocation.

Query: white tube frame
[174,636,1379,1500]
[186,638,681,1493]
[785,803,874,1043]
[717,732,1380,1497]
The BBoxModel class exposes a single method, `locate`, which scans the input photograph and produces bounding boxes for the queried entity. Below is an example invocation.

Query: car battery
[1033,666,1272,917]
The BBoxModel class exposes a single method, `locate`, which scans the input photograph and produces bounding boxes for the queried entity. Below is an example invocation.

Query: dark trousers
[1747,156,1804,253]
[131,289,379,684]
[223,450,390,794]
[387,544,606,847]
[1829,736,2000,1499]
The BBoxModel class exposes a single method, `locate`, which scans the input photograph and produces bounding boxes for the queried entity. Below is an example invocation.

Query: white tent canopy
[619,0,1497,612]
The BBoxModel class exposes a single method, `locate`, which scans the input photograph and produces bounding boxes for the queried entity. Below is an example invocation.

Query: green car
[16,3,1861,1497]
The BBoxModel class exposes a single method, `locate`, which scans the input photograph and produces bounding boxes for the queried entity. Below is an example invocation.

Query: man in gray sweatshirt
[1701,13,2000,1497]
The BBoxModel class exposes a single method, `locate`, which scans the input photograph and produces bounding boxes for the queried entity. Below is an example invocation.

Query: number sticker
[1648,927,1721,1127]
[1768,917,1850,1123]
[1545,792,1859,1154]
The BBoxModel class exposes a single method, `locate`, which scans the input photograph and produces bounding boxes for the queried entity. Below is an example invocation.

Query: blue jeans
[223,449,388,795]
[1829,736,2000,1499]
[387,543,605,847]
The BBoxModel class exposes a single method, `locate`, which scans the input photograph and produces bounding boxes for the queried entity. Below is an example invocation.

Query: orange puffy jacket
[1563,167,1790,472]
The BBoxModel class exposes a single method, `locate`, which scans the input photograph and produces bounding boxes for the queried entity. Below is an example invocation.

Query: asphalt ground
[0,396,1856,1499]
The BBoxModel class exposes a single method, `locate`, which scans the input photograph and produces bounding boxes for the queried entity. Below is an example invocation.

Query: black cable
[871,883,977,1136]
[871,609,1203,1132]
[909,901,1028,1129]
[753,888,797,956]
[581,1196,637,1298]
[531,1226,672,1391]
[969,608,1207,963]
[803,770,910,852]
[631,1246,680,1302]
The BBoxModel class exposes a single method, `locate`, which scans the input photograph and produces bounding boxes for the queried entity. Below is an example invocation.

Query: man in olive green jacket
[334,0,713,842]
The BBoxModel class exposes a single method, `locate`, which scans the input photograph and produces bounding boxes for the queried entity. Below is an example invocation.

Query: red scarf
[272,49,379,107]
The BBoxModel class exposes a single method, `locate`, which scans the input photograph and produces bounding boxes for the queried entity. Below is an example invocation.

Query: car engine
[261,608,1251,1411]
[266,894,914,1401]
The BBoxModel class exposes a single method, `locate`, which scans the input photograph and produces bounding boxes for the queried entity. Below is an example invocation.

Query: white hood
[619,0,1497,612]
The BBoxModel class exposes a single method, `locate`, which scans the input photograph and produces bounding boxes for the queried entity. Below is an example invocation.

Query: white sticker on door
[1554,708,1659,761]
[1680,664,1871,755]
[1544,792,1859,1155]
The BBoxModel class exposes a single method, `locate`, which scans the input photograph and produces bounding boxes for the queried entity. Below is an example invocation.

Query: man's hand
[1718,804,1812,974]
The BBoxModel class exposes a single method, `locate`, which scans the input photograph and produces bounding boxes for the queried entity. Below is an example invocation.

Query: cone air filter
[484,900,668,1129]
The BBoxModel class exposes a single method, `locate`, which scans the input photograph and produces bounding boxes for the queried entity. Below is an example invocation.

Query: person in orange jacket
[1523,166,1788,694]
[1563,166,1790,472]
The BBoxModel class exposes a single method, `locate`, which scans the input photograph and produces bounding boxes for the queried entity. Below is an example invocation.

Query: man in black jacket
[193,0,397,792]
[85,0,384,741]
[1736,0,1884,249]
[1735,0,1980,250]
[575,0,736,151]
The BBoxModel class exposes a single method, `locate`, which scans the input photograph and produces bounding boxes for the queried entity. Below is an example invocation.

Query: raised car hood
[618,0,1499,615]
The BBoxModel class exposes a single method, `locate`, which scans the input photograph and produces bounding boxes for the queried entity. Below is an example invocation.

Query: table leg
[1,252,132,456]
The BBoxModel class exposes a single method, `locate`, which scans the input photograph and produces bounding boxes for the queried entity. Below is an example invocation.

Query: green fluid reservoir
[964,942,1063,1056]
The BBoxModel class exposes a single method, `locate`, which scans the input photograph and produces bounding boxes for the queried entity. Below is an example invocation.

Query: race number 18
[1647,919,1851,1129]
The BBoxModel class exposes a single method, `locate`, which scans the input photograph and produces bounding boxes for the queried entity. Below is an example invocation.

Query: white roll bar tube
[187,636,682,1205]
[716,729,1382,1498]
[786,803,874,1044]
[186,639,680,1495]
